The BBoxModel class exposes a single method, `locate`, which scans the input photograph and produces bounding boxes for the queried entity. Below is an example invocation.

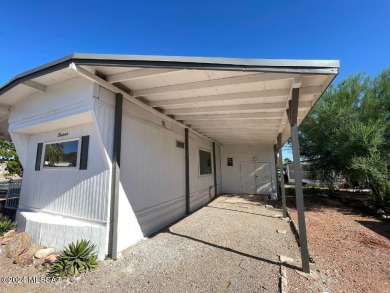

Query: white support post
[288,88,310,273]
[277,134,287,218]
[274,145,280,199]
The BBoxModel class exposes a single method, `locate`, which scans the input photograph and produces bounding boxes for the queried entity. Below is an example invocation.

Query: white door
[254,162,272,195]
[240,162,257,194]
[240,162,272,195]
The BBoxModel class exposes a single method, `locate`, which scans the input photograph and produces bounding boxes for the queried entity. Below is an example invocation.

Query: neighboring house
[285,162,318,186]
[0,54,339,259]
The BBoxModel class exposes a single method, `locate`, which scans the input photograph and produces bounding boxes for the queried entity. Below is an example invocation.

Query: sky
[0,0,389,158]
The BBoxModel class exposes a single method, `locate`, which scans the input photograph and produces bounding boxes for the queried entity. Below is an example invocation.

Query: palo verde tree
[299,69,390,209]
[0,139,23,177]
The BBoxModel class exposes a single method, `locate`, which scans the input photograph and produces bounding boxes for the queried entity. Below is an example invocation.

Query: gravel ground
[286,195,390,293]
[1,194,300,293]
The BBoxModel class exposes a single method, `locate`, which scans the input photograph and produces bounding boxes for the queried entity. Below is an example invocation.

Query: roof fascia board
[0,53,340,95]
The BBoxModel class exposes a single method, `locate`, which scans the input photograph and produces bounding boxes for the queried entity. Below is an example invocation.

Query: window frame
[42,138,81,170]
[198,148,213,177]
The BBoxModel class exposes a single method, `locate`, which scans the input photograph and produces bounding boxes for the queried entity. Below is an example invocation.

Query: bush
[0,219,15,237]
[0,203,9,222]
[48,240,98,278]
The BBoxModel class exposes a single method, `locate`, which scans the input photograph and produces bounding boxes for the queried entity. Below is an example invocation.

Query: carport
[0,54,339,272]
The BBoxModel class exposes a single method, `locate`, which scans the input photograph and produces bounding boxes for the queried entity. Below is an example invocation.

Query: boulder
[35,248,55,259]
[380,214,390,221]
[14,244,45,267]
[1,230,18,245]
[4,232,31,258]
[44,252,60,265]
[376,209,385,215]
[3,230,17,239]
[1,237,13,246]
[14,254,34,267]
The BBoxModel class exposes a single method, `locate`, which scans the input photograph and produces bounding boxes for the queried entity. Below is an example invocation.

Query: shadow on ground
[168,230,301,271]
[356,220,390,241]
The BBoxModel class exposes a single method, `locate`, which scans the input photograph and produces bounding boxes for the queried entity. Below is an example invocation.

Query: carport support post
[289,88,310,273]
[273,145,280,199]
[108,93,123,260]
[277,134,287,218]
[185,128,190,214]
[212,142,217,197]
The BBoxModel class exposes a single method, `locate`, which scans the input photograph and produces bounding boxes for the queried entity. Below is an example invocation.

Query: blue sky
[1,0,389,158]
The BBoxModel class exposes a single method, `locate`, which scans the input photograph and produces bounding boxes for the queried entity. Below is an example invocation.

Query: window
[199,150,212,175]
[227,157,233,166]
[43,140,79,168]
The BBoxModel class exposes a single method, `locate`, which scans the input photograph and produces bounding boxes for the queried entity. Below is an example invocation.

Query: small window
[227,158,233,166]
[199,150,212,175]
[43,140,79,168]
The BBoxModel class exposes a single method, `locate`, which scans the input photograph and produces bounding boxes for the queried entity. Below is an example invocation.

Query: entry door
[254,162,272,195]
[240,162,272,195]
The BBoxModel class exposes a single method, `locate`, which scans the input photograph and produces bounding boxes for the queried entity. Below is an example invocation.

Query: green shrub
[0,219,15,236]
[48,240,98,278]
[0,203,9,221]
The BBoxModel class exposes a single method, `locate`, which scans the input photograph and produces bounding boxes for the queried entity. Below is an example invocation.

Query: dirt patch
[287,195,390,293]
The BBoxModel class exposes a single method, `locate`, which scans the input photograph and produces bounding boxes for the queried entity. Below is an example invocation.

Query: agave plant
[48,240,98,277]
[0,220,15,237]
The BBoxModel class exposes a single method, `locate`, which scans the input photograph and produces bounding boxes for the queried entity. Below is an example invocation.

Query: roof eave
[0,53,340,96]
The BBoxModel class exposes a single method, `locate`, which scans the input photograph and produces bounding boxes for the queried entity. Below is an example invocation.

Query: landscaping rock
[376,209,385,215]
[1,237,13,245]
[4,232,31,258]
[44,252,60,264]
[265,204,273,209]
[277,229,287,234]
[35,247,54,259]
[1,230,18,245]
[380,214,389,221]
[3,230,17,239]
[14,244,45,267]
[15,254,34,267]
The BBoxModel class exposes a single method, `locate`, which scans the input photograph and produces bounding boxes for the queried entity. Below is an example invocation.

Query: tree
[299,69,390,209]
[45,144,65,167]
[0,139,23,177]
[283,158,292,166]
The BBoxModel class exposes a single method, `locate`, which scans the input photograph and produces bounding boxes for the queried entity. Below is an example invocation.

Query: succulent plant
[48,240,98,278]
[0,220,14,237]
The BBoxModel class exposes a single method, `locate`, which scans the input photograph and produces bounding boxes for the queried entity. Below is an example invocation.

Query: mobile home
[0,54,339,260]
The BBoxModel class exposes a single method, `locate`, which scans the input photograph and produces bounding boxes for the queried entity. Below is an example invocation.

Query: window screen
[43,140,79,168]
[199,150,212,175]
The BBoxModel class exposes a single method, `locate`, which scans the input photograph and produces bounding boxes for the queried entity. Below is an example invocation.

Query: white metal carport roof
[0,53,339,145]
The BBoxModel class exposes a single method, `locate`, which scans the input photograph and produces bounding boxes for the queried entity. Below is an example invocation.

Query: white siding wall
[17,211,107,260]
[220,144,277,198]
[18,123,111,222]
[189,132,215,211]
[120,99,186,238]
[9,77,94,126]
